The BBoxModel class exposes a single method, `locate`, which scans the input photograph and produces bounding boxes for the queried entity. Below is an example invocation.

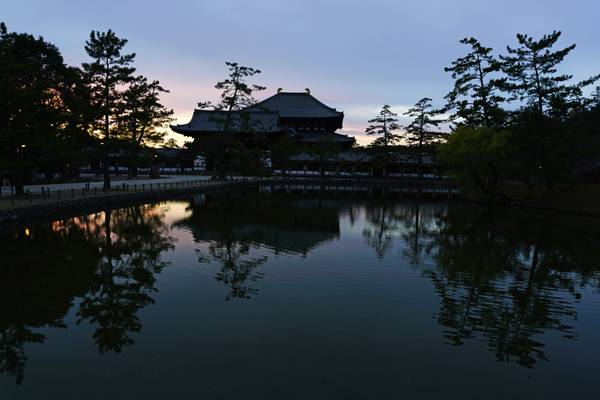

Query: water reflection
[0,205,174,383]
[175,187,342,299]
[362,198,600,368]
[0,186,599,389]
[76,206,175,353]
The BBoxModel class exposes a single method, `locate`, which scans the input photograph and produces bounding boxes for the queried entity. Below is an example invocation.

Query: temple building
[170,89,355,148]
[170,88,443,178]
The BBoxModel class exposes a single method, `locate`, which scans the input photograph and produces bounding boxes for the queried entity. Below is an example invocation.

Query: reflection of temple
[176,188,342,255]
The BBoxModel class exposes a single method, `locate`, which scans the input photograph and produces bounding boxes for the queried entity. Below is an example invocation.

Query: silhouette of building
[170,89,355,149]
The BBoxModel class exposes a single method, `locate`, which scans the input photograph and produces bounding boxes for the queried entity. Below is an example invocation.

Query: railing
[0,177,263,210]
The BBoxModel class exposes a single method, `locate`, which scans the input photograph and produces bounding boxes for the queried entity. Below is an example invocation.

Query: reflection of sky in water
[1,189,600,399]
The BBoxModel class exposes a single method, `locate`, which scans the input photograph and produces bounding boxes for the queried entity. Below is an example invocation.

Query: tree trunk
[128,148,138,179]
[103,65,111,190]
[418,136,423,179]
[103,150,111,190]
[13,169,24,196]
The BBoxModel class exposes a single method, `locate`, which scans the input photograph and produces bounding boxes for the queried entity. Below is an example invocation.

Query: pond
[1,185,599,399]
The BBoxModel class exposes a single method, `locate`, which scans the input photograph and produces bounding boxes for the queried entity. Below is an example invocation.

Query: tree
[403,97,445,178]
[200,61,266,131]
[195,62,267,177]
[501,31,599,193]
[365,104,401,149]
[163,138,181,149]
[438,126,512,195]
[83,29,135,189]
[115,75,174,177]
[444,37,506,128]
[0,23,91,194]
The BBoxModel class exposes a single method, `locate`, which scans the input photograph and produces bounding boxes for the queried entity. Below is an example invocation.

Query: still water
[1,185,599,399]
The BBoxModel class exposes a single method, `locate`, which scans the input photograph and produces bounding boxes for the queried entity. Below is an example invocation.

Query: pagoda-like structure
[170,89,355,149]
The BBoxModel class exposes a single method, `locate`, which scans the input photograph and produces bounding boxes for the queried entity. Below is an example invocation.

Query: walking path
[0,176,264,223]
[0,175,211,196]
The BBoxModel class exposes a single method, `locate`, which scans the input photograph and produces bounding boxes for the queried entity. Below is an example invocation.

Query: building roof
[171,110,281,134]
[246,92,344,119]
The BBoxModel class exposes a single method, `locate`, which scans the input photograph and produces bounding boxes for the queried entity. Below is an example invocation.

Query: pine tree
[83,30,135,189]
[115,76,173,177]
[195,62,266,177]
[216,62,266,112]
[199,61,266,131]
[501,31,600,192]
[365,105,401,149]
[404,98,445,178]
[444,37,506,128]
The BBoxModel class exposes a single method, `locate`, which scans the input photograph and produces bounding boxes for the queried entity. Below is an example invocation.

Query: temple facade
[170,89,355,148]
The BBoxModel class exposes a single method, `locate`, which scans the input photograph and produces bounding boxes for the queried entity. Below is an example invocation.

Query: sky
[4,0,599,145]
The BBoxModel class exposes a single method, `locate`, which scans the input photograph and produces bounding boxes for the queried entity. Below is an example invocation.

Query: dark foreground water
[1,185,599,399]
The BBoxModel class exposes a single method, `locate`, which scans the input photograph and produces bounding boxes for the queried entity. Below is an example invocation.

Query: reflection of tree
[0,203,174,384]
[361,196,442,259]
[362,201,398,258]
[361,197,599,368]
[200,241,267,300]
[0,326,45,385]
[403,204,599,368]
[0,223,99,384]
[77,205,175,353]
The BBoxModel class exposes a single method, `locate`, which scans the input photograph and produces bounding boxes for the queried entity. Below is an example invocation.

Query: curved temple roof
[246,92,344,119]
[171,110,281,135]
[171,91,346,137]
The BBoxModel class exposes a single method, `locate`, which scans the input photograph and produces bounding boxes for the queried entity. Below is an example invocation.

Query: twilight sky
[4,0,599,145]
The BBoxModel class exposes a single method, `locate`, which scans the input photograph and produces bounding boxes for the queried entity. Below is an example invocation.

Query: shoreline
[0,177,456,224]
[0,180,252,226]
[3,177,598,226]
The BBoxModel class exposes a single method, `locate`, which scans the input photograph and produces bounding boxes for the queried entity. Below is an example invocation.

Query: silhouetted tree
[403,97,445,178]
[115,75,174,177]
[163,137,182,149]
[438,126,512,194]
[83,29,135,189]
[195,62,266,177]
[501,31,599,193]
[365,104,401,149]
[445,37,506,128]
[0,23,92,194]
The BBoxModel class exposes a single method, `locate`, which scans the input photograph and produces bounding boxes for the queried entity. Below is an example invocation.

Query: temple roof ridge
[246,91,344,118]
